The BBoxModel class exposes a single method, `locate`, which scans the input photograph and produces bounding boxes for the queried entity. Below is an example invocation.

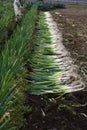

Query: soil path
[45,12,85,93]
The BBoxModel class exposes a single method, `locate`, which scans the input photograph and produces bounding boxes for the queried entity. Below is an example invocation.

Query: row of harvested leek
[28,13,65,95]
[0,5,38,129]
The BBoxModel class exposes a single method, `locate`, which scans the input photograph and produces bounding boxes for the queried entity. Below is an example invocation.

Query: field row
[0,0,15,49]
[0,2,66,129]
[0,5,38,129]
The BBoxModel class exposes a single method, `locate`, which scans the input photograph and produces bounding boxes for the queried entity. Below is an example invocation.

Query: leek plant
[28,13,65,95]
[0,1,14,29]
[0,5,37,129]
[0,0,15,47]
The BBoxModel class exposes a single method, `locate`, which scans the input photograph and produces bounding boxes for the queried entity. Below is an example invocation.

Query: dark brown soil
[24,91,87,130]
[24,6,87,130]
[51,5,87,83]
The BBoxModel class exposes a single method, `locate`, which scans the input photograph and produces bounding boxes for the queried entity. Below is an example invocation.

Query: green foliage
[27,13,65,95]
[0,0,15,47]
[0,5,37,129]
[26,1,65,10]
[38,2,65,10]
[4,92,32,130]
[0,2,66,129]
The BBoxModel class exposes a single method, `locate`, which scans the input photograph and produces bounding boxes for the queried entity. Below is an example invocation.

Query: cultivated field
[50,4,87,130]
[0,1,87,130]
[52,4,87,82]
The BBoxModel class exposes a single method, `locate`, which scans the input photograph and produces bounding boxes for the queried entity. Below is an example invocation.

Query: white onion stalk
[14,0,22,21]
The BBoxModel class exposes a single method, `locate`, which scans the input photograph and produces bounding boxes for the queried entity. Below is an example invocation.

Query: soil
[51,5,87,83]
[24,5,87,130]
[24,91,87,130]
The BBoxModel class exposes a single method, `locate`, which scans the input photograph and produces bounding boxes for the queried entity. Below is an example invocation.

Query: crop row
[4,11,65,130]
[0,0,15,48]
[0,5,38,129]
[27,13,65,95]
